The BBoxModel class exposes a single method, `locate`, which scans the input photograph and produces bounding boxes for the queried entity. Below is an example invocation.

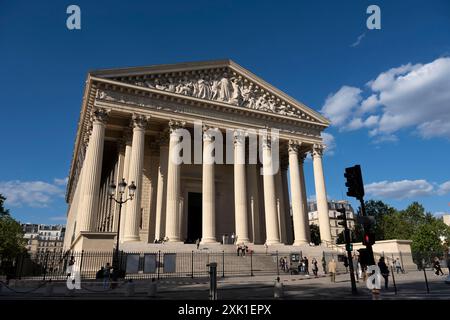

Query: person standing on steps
[328,258,337,283]
[378,257,389,289]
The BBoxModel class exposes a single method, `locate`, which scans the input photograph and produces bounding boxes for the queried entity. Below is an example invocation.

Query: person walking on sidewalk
[433,257,444,276]
[395,258,403,274]
[378,257,389,289]
[312,258,319,277]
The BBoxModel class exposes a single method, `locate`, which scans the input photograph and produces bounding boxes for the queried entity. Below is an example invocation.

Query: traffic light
[345,243,353,252]
[336,206,347,228]
[344,165,365,200]
[362,232,375,246]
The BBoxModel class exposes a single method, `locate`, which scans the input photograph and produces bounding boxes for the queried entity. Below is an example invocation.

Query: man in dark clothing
[433,257,444,275]
[304,257,309,275]
[378,257,389,289]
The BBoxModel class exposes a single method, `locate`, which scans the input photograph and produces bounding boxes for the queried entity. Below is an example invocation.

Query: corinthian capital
[288,140,301,154]
[312,144,324,157]
[132,114,150,129]
[168,120,186,133]
[262,135,272,149]
[92,108,110,124]
[203,125,218,142]
[233,130,246,146]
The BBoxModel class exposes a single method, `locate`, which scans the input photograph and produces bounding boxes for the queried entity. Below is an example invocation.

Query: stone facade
[63,60,332,251]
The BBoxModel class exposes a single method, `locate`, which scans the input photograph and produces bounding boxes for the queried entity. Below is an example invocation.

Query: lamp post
[109,178,136,274]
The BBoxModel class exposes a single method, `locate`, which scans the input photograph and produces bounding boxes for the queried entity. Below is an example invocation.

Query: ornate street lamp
[109,178,136,275]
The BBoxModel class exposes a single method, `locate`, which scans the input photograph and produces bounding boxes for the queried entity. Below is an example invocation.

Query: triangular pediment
[90,60,330,125]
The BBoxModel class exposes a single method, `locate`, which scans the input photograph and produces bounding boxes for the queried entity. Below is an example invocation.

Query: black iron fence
[0,250,308,281]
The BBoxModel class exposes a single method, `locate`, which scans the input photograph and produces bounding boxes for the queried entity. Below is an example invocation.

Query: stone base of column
[200,238,220,245]
[235,238,251,244]
[265,240,283,245]
[292,240,309,246]
[122,235,140,242]
[165,240,185,245]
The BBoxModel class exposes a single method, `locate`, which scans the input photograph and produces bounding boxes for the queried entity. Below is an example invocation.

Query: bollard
[125,279,135,297]
[274,277,284,299]
[147,278,157,298]
[207,262,217,300]
[44,280,54,297]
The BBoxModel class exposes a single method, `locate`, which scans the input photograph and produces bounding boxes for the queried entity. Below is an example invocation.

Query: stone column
[165,120,185,243]
[262,136,282,245]
[201,126,218,244]
[280,158,293,244]
[119,129,132,242]
[246,164,261,244]
[123,114,149,242]
[234,130,250,244]
[299,154,311,243]
[275,170,287,243]
[312,144,332,243]
[289,141,309,245]
[154,131,169,241]
[77,108,109,233]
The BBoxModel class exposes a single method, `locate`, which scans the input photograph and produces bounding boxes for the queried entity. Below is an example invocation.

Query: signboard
[163,253,176,273]
[144,254,157,273]
[126,254,140,273]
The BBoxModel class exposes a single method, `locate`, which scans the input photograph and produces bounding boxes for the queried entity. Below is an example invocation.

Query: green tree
[309,224,321,245]
[358,200,396,240]
[0,194,10,217]
[0,195,26,266]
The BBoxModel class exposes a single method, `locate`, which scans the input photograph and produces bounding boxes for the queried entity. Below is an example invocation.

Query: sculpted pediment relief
[99,63,327,124]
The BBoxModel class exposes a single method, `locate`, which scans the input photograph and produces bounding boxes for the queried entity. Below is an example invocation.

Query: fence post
[250,251,254,277]
[79,250,85,280]
[276,251,279,276]
[390,265,397,295]
[43,251,49,281]
[157,250,161,280]
[222,251,225,278]
[423,267,430,293]
[191,251,194,279]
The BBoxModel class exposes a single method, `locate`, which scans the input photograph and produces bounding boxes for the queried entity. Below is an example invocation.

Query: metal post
[276,251,279,276]
[207,262,217,300]
[359,199,375,266]
[423,267,430,293]
[79,250,85,280]
[250,251,254,277]
[157,250,161,280]
[222,251,225,278]
[191,251,194,279]
[390,265,397,295]
[43,251,49,281]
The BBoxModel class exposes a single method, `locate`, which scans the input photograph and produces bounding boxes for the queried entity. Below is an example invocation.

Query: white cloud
[438,181,450,196]
[320,86,362,126]
[0,179,65,208]
[322,57,450,140]
[365,179,450,200]
[365,179,434,200]
[350,33,366,47]
[321,132,336,155]
[53,177,68,186]
[50,216,67,222]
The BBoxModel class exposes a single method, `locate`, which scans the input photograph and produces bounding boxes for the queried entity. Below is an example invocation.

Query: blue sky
[0,0,449,224]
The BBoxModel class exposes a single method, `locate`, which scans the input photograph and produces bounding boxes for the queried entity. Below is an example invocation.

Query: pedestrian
[378,257,389,289]
[103,262,111,289]
[433,257,444,276]
[312,258,319,277]
[66,256,75,279]
[328,258,337,283]
[195,238,200,250]
[352,254,359,282]
[304,256,309,275]
[322,256,327,274]
[395,258,402,274]
[231,232,235,244]
[236,245,240,256]
[96,266,104,284]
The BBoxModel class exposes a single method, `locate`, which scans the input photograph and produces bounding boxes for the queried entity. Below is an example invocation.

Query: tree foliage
[0,194,26,260]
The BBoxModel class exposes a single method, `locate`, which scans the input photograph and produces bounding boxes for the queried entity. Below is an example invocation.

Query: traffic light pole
[359,199,376,266]
[344,228,358,295]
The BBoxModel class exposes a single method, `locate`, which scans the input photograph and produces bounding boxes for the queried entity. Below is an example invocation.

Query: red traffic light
[362,232,375,246]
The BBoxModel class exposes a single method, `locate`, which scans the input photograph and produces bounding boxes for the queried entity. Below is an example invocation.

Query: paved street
[1,270,449,300]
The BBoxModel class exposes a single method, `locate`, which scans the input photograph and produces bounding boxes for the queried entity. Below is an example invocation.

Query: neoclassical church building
[63,60,332,252]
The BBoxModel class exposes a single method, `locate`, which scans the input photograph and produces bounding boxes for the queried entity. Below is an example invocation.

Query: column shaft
[289,142,309,245]
[77,108,108,233]
[262,138,281,245]
[201,130,218,244]
[123,115,148,242]
[234,131,250,244]
[165,121,184,242]
[312,145,332,243]
[154,136,169,241]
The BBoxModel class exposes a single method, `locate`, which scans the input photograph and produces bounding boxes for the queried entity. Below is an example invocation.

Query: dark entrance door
[186,192,202,243]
